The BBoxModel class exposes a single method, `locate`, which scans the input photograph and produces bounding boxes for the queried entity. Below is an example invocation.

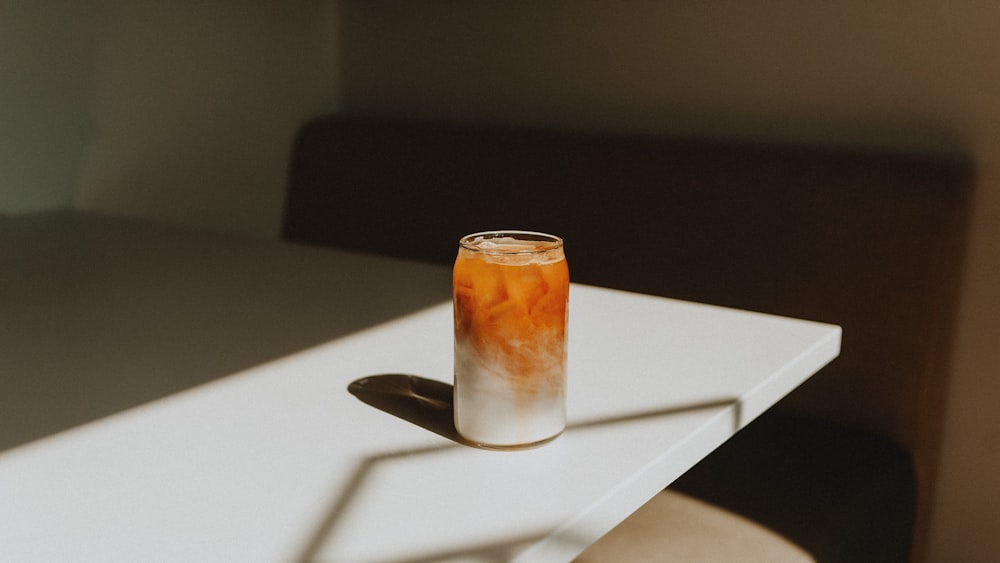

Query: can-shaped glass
[452,231,569,449]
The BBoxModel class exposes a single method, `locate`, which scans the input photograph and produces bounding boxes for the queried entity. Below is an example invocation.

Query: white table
[0,212,840,563]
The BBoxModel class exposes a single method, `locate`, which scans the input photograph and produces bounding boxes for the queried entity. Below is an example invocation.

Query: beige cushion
[575,490,814,563]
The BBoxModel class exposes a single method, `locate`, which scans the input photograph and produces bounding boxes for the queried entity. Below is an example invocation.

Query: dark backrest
[282,114,972,533]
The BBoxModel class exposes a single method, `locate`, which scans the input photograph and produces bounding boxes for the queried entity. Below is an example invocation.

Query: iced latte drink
[453,231,569,448]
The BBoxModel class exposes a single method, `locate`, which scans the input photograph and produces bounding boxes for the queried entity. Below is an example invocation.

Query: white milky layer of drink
[453,339,566,447]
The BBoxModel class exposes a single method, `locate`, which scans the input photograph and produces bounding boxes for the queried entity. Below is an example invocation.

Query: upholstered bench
[575,489,814,562]
[282,115,972,562]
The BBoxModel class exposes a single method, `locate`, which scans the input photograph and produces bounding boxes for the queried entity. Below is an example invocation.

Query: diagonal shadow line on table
[292,373,741,563]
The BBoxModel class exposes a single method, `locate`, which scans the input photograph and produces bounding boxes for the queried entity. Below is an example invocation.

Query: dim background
[2,2,997,561]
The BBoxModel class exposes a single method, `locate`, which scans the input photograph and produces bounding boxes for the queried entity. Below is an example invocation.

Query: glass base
[459,429,564,451]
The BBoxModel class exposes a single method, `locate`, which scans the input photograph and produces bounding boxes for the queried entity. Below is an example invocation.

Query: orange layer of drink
[452,231,569,448]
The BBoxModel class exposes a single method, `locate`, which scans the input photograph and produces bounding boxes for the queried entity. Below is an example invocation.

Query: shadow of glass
[347,374,467,445]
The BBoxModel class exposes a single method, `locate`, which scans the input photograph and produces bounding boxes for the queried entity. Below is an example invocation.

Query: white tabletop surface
[0,211,840,563]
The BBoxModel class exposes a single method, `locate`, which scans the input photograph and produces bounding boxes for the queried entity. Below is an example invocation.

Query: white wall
[0,1,97,212]
[337,2,999,562]
[1,1,340,236]
[71,0,341,237]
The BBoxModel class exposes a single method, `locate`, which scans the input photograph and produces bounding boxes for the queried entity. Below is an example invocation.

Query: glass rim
[459,230,564,254]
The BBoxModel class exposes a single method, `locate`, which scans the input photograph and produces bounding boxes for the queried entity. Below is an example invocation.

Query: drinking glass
[452,231,569,449]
